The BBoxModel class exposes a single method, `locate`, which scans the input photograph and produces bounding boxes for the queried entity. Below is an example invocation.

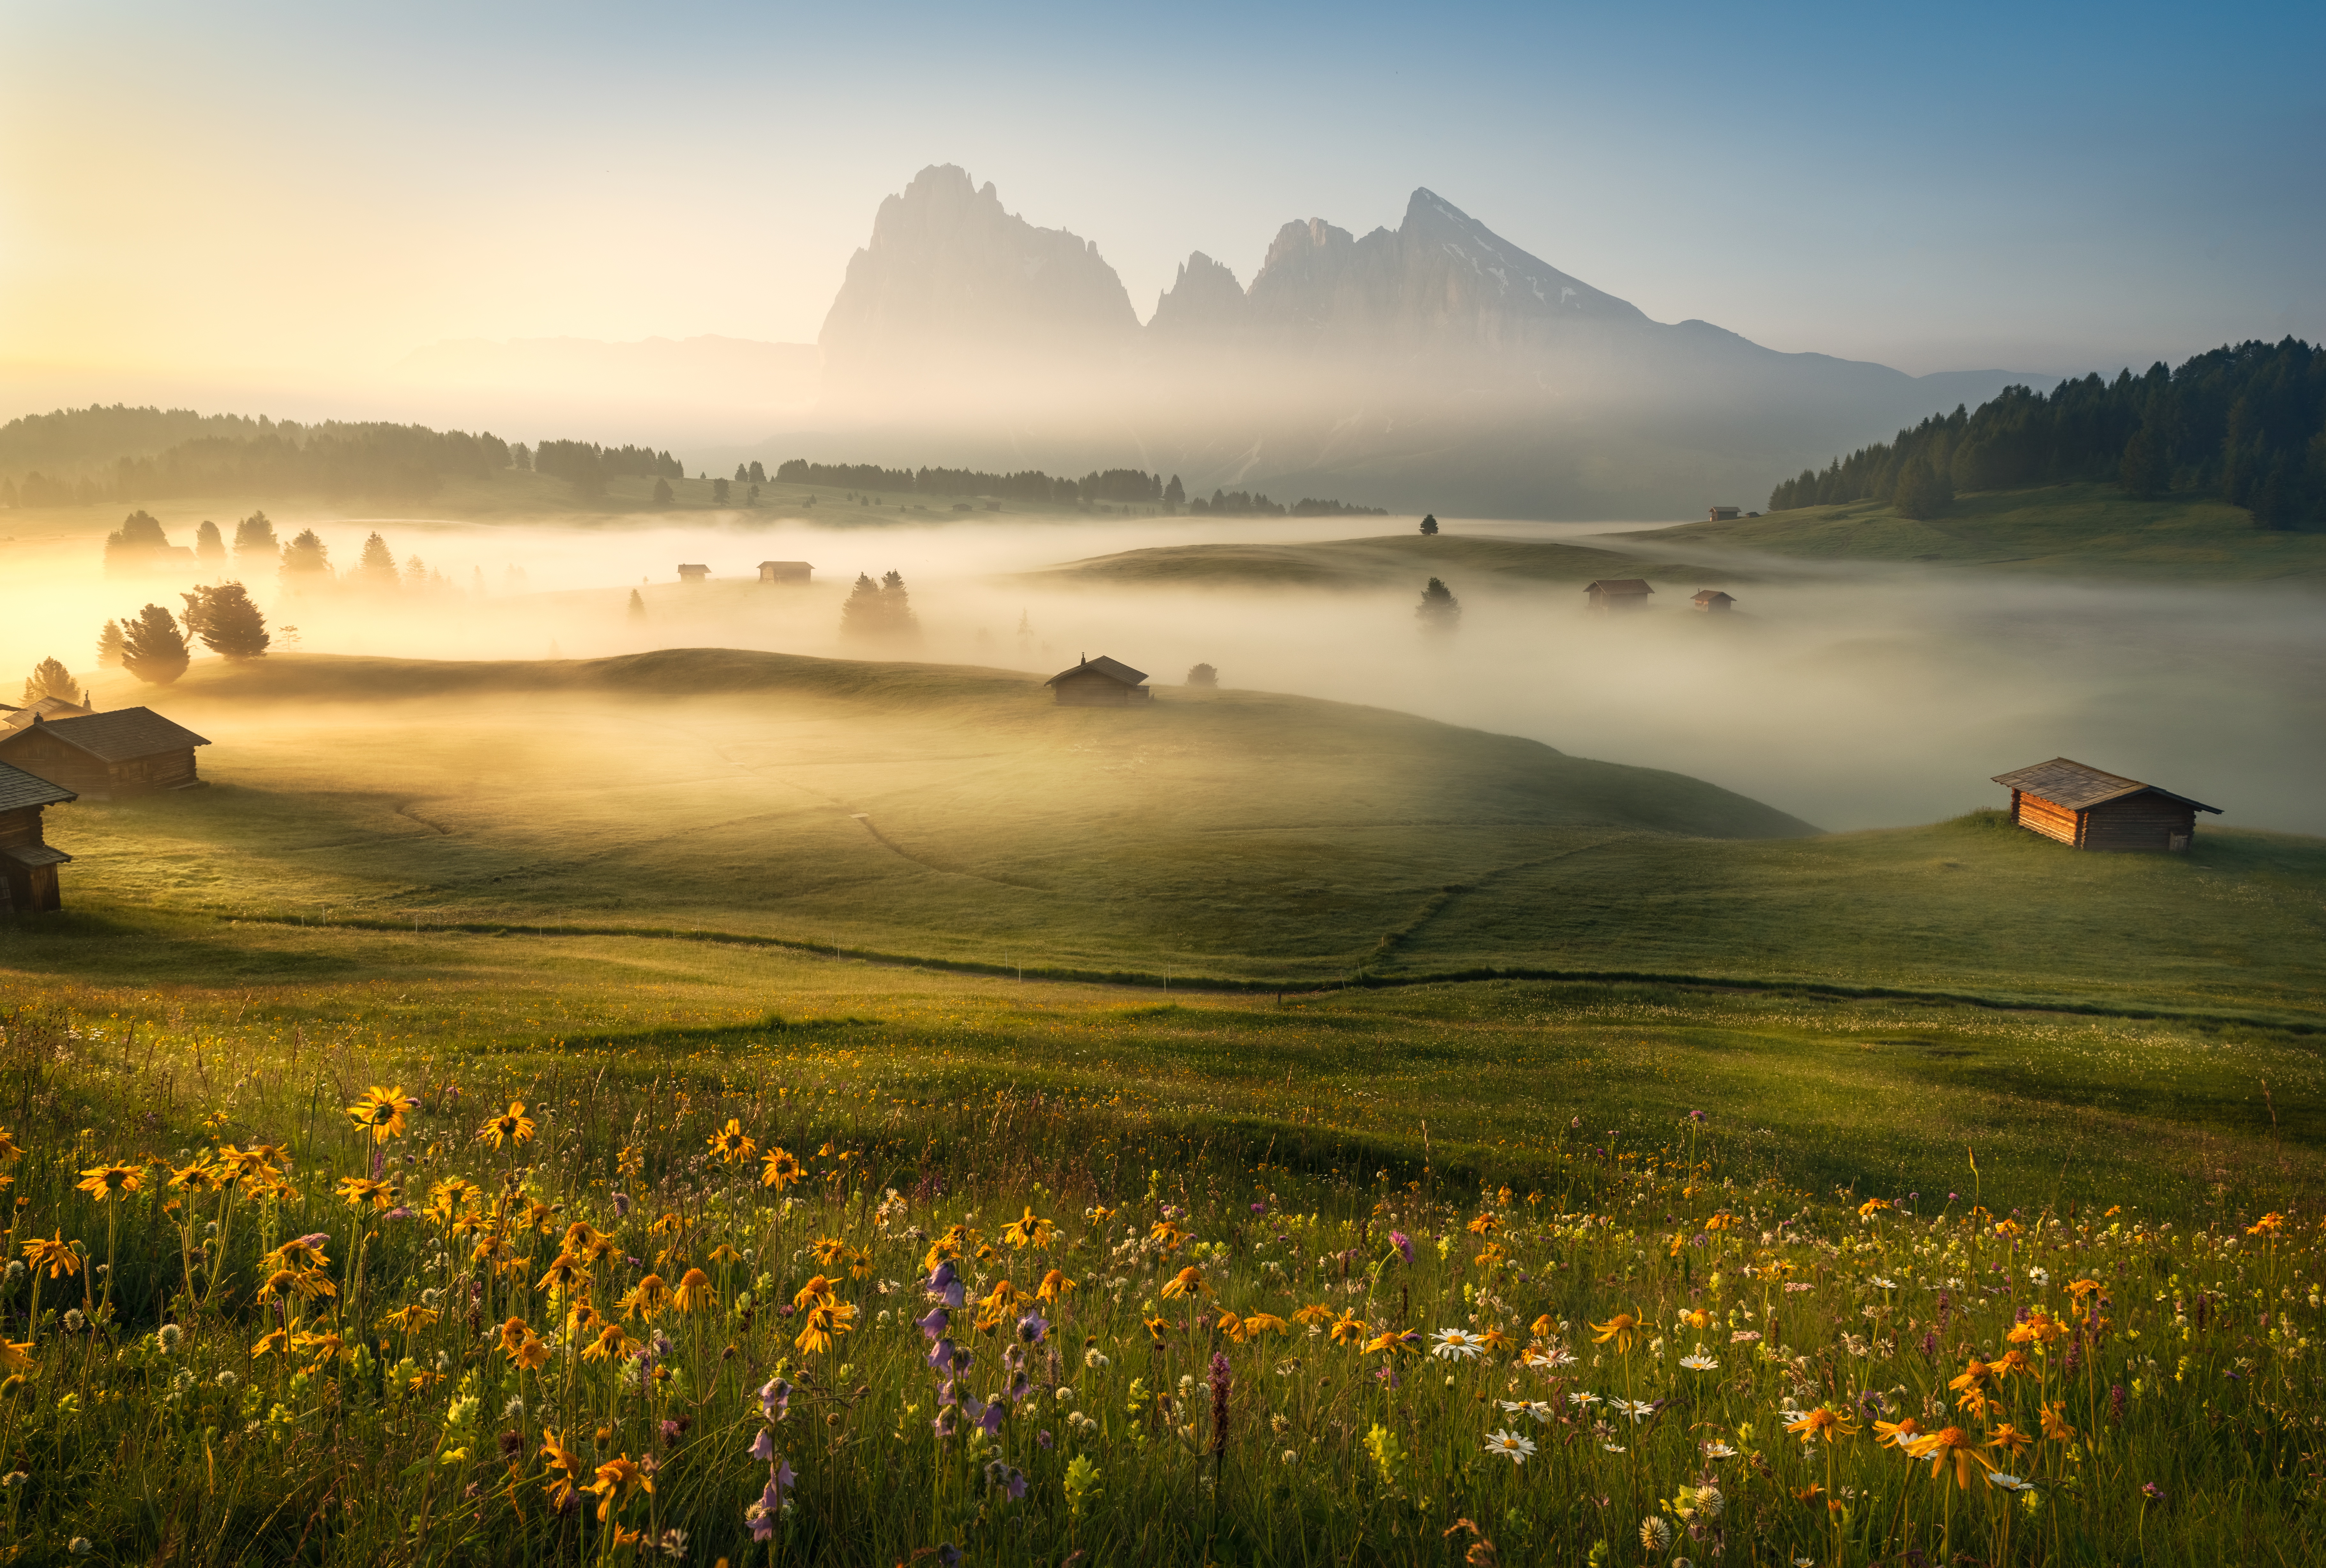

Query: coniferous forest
[1769,337,2326,528]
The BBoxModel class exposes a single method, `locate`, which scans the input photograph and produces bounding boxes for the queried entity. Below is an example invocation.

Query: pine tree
[234,510,279,563]
[20,657,78,704]
[748,461,766,483]
[839,573,885,640]
[180,583,270,660]
[1419,513,1439,536]
[103,510,171,573]
[119,604,191,685]
[1891,456,1952,520]
[627,588,646,622]
[1185,662,1218,688]
[2119,422,2172,498]
[1164,475,1185,508]
[713,478,730,504]
[734,464,749,482]
[652,478,673,506]
[1416,577,1460,630]
[359,531,399,586]
[879,571,920,638]
[195,519,226,563]
[281,529,331,577]
[96,620,127,668]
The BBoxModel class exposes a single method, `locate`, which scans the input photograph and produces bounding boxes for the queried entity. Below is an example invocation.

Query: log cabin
[1045,654,1152,707]
[1585,579,1654,611]
[0,708,211,800]
[677,564,710,583]
[0,759,75,914]
[1708,506,1742,521]
[1,696,94,730]
[1690,589,1736,613]
[757,561,813,583]
[1992,757,2221,853]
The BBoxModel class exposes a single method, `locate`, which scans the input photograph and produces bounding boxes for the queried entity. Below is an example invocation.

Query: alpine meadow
[3,5,2325,1565]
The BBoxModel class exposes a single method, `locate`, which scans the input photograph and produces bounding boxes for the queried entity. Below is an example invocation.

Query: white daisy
[1679,1346,1720,1372]
[1431,1328,1485,1362]
[1986,1472,2035,1493]
[1701,1440,1739,1459]
[1567,1390,1602,1407]
[1612,1397,1658,1422]
[1484,1429,1535,1464]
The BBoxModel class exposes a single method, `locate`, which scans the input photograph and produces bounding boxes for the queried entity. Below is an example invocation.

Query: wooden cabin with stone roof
[1992,757,2220,853]
[0,707,211,799]
[0,759,75,914]
[1045,655,1152,707]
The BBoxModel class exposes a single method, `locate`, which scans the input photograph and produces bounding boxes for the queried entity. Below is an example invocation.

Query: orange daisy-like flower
[759,1147,804,1191]
[1160,1265,1206,1300]
[479,1101,536,1150]
[1590,1313,1641,1353]
[345,1086,418,1143]
[672,1268,714,1313]
[75,1163,144,1201]
[1786,1406,1859,1445]
[1291,1303,1337,1327]
[1036,1269,1075,1303]
[706,1119,757,1164]
[1906,1426,1996,1489]
[1329,1311,1368,1346]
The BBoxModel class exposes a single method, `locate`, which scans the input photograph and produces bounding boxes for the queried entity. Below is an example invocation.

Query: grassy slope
[1623,480,2326,580]
[35,650,2326,1022]
[1034,531,1745,589]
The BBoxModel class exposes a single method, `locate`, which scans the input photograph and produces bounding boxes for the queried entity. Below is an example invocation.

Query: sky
[3,0,2322,420]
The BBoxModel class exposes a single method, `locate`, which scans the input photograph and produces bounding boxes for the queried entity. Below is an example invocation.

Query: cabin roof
[757,560,813,568]
[1045,654,1148,688]
[1992,757,2221,815]
[0,707,211,764]
[0,843,71,870]
[0,760,77,812]
[2,697,93,730]
[1691,589,1734,603]
[1586,579,1653,595]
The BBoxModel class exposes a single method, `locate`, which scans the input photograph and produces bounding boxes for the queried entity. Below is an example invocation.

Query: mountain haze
[796,167,2050,517]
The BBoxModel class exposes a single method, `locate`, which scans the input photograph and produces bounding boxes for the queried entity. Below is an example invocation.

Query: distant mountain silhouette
[804,166,2052,518]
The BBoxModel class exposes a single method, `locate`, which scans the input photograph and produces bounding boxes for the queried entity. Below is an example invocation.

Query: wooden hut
[1991,758,2221,853]
[0,708,211,799]
[757,561,813,583]
[1585,579,1654,611]
[1708,506,1742,521]
[0,759,75,914]
[1,696,94,730]
[677,564,710,583]
[1045,654,1152,707]
[1690,589,1736,613]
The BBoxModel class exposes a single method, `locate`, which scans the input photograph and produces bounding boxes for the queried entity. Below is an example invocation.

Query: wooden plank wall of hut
[2012,790,2081,846]
[109,749,199,795]
[0,809,43,856]
[2082,794,2198,852]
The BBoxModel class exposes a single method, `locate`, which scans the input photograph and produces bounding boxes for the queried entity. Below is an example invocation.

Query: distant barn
[0,759,75,914]
[1046,655,1152,707]
[757,561,813,583]
[1993,757,2221,853]
[2,696,94,730]
[1708,506,1741,521]
[0,708,211,799]
[1690,589,1736,613]
[1585,579,1654,611]
[677,564,710,583]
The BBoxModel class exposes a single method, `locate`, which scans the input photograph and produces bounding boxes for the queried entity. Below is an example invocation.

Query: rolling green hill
[36,650,2326,1023]
[1622,481,2326,580]
[1033,531,1745,589]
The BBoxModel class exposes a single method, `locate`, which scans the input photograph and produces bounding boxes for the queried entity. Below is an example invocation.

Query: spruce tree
[234,510,279,563]
[119,604,191,685]
[839,573,884,640]
[627,588,646,622]
[652,478,673,506]
[2119,422,2172,499]
[96,620,127,668]
[281,529,331,577]
[1419,513,1439,536]
[20,657,79,704]
[1416,577,1461,629]
[1185,662,1218,688]
[103,510,171,573]
[359,531,399,586]
[879,571,920,638]
[181,584,270,660]
[195,520,226,563]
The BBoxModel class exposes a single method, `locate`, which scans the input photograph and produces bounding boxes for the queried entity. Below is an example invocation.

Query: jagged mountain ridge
[806,165,2050,517]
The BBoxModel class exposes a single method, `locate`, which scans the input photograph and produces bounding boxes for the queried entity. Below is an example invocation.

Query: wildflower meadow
[0,989,2315,1568]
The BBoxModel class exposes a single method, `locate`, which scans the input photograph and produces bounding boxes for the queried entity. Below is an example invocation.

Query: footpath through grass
[0,918,2317,1563]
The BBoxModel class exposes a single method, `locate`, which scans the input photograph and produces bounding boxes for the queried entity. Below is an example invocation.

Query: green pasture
[1625,480,2326,581]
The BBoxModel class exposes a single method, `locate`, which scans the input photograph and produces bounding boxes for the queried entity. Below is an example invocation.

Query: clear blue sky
[4,0,2320,388]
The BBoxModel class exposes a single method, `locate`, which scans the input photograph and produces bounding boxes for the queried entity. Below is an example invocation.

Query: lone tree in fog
[840,571,922,643]
[95,620,126,668]
[20,657,79,705]
[119,604,191,686]
[1185,662,1218,688]
[627,588,646,622]
[1416,576,1461,630]
[281,529,331,579]
[234,510,279,565]
[652,478,674,507]
[712,478,730,505]
[358,531,400,587]
[195,520,226,564]
[180,583,270,660]
[1891,455,1951,520]
[1419,513,1439,536]
[103,510,172,574]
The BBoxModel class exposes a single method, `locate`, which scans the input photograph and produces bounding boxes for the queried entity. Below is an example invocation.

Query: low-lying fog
[9,509,2323,835]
